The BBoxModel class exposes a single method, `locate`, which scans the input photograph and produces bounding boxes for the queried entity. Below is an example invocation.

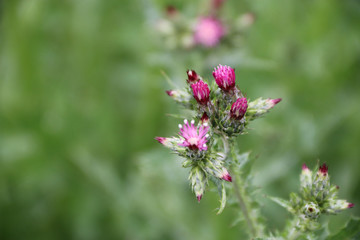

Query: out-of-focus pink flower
[318,163,328,176]
[212,64,236,91]
[194,17,225,47]
[230,98,248,120]
[178,119,209,151]
[191,80,210,105]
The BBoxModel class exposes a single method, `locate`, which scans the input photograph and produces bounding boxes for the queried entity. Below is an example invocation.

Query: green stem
[224,136,258,238]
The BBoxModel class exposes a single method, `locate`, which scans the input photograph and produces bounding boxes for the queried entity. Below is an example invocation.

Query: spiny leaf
[268,196,294,213]
[216,182,227,215]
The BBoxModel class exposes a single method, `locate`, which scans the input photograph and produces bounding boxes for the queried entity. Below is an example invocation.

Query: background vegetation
[0,0,359,239]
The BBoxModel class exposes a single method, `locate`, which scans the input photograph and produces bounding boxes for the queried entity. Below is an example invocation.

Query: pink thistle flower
[187,70,199,84]
[230,97,248,120]
[194,17,225,47]
[178,119,209,151]
[191,80,210,105]
[348,203,355,208]
[318,163,328,176]
[212,64,236,91]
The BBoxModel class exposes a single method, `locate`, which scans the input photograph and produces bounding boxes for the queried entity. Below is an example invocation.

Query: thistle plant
[155,65,357,239]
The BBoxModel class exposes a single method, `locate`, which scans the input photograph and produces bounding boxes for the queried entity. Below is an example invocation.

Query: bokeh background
[1,0,360,239]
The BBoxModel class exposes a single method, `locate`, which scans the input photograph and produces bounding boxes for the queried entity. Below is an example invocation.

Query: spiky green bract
[246,97,282,121]
[189,166,207,202]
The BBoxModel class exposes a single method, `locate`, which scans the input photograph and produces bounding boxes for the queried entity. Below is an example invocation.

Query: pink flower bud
[194,17,225,47]
[302,163,309,171]
[221,171,232,182]
[200,112,209,124]
[318,163,328,176]
[212,64,236,91]
[155,137,167,144]
[187,70,199,84]
[166,90,174,96]
[197,194,202,202]
[271,98,282,106]
[230,98,248,120]
[348,203,355,208]
[191,80,210,105]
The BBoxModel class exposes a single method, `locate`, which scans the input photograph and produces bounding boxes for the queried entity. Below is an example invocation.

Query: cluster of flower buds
[155,2,256,50]
[157,65,280,201]
[287,164,354,222]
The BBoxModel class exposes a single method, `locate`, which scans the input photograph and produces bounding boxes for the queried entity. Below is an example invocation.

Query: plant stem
[222,135,258,238]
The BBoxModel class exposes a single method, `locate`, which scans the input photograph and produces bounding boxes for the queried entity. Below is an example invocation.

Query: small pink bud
[302,163,309,171]
[155,137,167,145]
[222,173,232,182]
[191,80,210,105]
[200,112,209,124]
[197,194,202,202]
[318,163,328,176]
[272,98,282,105]
[187,70,199,84]
[230,98,248,120]
[212,64,236,91]
[166,90,174,96]
[348,203,355,208]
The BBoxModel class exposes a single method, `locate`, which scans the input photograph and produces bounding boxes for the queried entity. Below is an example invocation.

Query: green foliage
[0,0,359,239]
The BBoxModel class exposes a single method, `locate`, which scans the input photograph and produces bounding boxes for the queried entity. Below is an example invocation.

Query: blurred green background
[1,0,359,239]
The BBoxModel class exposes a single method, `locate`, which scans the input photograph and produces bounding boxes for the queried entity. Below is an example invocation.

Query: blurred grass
[0,0,360,239]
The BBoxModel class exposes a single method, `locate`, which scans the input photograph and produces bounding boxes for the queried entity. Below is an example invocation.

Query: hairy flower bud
[189,166,207,202]
[203,159,232,182]
[324,200,354,214]
[191,80,210,105]
[312,163,330,202]
[302,202,320,219]
[186,70,199,84]
[246,98,282,121]
[300,164,313,198]
[230,98,248,120]
[165,89,192,104]
[212,64,236,91]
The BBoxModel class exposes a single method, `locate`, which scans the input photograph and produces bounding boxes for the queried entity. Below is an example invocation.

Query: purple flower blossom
[191,80,210,105]
[212,64,236,91]
[194,17,225,47]
[230,98,248,120]
[178,119,209,151]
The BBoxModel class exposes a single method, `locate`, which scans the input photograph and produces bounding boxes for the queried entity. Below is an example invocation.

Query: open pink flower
[194,17,225,47]
[178,119,209,151]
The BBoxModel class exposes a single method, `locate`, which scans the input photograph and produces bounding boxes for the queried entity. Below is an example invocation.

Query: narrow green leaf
[268,196,293,213]
[217,182,227,215]
[326,217,360,240]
